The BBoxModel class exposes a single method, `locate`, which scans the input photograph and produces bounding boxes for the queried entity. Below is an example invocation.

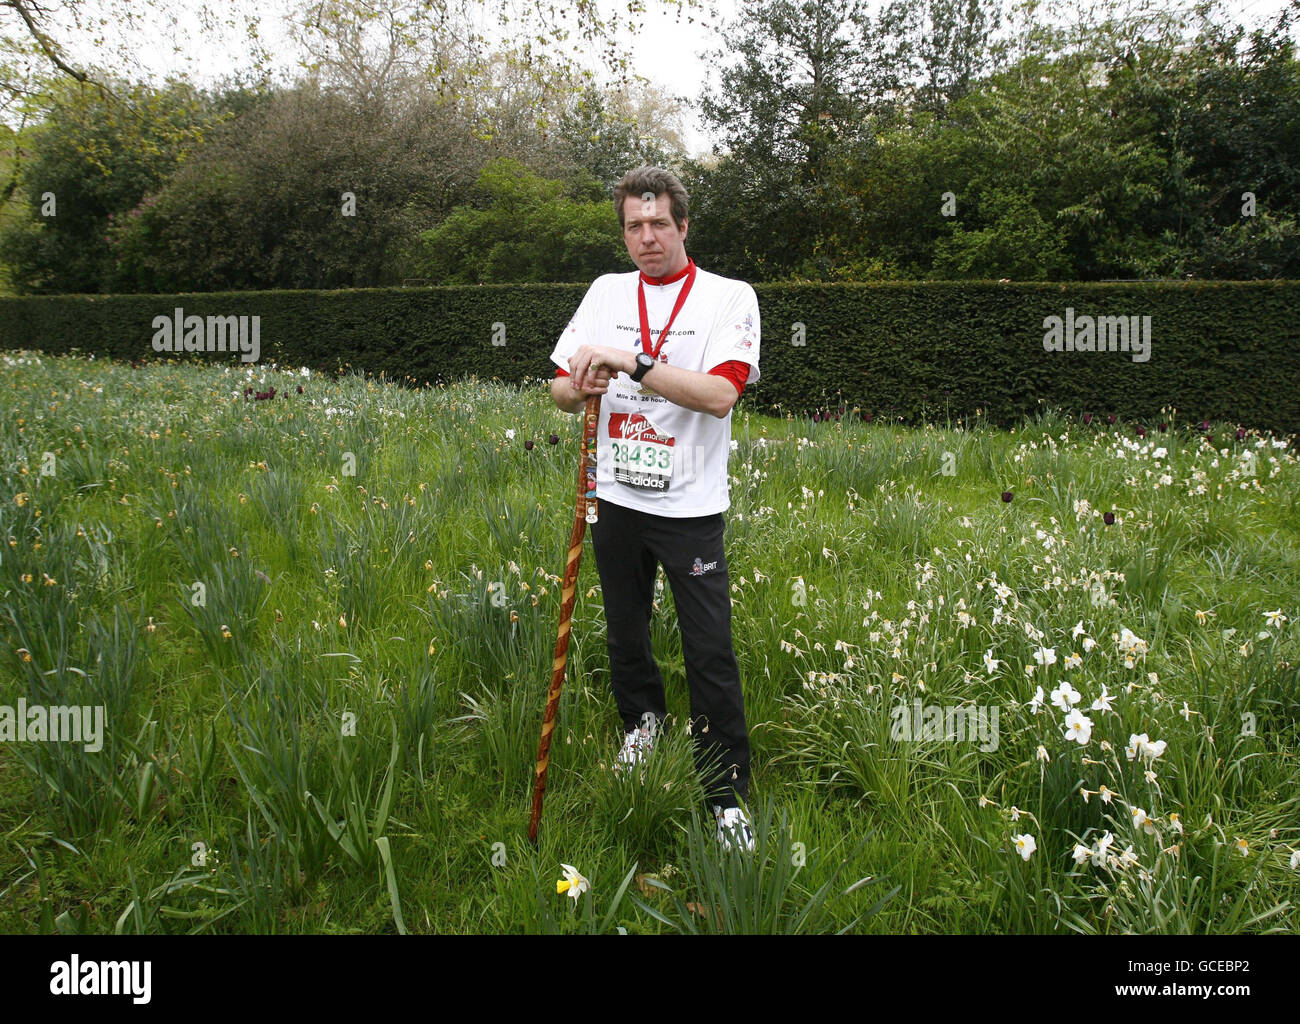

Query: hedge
[1,280,1296,432]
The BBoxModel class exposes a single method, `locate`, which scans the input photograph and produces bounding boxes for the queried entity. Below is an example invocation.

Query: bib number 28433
[608,413,675,492]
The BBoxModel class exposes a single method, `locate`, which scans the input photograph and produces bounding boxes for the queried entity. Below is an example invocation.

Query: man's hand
[566,345,635,394]
[550,345,629,413]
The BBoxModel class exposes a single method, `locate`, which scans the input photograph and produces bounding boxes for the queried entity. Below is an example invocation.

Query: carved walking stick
[528,394,600,844]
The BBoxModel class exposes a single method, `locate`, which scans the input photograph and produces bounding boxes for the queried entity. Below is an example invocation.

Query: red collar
[639,258,694,287]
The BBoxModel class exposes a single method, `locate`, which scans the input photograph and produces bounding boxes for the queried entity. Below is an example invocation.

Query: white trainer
[615,723,655,771]
[713,804,755,852]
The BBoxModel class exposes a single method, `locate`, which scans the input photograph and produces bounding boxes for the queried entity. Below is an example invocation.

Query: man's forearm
[551,376,589,413]
[639,361,737,418]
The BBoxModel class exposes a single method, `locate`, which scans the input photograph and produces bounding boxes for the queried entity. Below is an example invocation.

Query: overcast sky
[41,0,1300,156]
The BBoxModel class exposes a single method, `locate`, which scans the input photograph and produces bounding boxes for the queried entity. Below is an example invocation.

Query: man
[549,165,761,851]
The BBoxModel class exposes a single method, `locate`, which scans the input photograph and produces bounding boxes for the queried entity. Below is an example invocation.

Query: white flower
[1051,682,1081,712]
[556,864,589,901]
[1091,831,1115,866]
[1009,806,1022,821]
[1117,845,1139,869]
[1012,834,1037,861]
[1063,708,1093,745]
[1168,813,1183,835]
[1036,744,1050,763]
[983,649,1001,674]
[1082,636,1098,653]
[1028,685,1045,714]
[1072,842,1091,866]
[1034,645,1057,667]
[1063,652,1082,670]
[505,429,516,440]
[1264,609,1287,628]
[1091,685,1114,713]
[1291,850,1300,871]
[1131,807,1156,835]
[1234,837,1249,857]
[1180,702,1193,722]
[1126,733,1166,762]
[1072,620,1087,640]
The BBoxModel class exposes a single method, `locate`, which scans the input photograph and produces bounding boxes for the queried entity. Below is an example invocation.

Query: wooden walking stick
[529,393,600,844]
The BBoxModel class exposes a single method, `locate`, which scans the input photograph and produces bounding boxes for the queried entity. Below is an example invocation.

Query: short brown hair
[613,165,689,229]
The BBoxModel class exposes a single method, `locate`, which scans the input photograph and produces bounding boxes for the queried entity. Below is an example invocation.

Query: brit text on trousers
[589,498,750,808]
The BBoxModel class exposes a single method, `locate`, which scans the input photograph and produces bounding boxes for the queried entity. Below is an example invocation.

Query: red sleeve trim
[555,367,570,377]
[709,359,751,397]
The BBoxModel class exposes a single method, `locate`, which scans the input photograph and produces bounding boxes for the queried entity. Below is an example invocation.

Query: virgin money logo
[608,413,674,446]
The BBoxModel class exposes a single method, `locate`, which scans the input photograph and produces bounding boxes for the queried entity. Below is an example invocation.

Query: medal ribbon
[638,260,697,359]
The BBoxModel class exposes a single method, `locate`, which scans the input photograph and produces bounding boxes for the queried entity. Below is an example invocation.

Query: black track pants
[589,498,750,808]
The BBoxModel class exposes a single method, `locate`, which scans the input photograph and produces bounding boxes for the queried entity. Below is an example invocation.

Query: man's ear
[681,218,689,242]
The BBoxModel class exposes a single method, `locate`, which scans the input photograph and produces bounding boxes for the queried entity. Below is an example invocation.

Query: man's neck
[640,256,693,286]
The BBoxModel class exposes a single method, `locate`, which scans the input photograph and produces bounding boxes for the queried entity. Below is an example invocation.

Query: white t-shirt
[550,265,761,518]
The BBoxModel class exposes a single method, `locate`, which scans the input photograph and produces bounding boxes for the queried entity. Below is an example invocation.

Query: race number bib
[607,413,675,492]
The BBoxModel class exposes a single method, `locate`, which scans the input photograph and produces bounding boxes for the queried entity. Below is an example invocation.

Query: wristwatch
[630,352,656,383]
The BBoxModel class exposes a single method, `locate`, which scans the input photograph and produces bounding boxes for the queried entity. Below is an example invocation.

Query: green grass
[0,351,1297,933]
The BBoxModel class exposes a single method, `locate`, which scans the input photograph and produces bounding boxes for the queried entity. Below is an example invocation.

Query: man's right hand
[550,369,612,413]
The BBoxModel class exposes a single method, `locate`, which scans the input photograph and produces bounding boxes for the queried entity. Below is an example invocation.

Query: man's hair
[614,166,689,229]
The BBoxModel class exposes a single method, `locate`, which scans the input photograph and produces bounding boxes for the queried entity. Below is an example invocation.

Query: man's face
[623,191,688,278]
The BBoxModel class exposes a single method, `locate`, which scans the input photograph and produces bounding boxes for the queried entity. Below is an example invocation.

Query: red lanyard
[638,260,696,359]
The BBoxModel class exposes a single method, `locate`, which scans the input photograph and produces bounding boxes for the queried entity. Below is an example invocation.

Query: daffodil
[1063,708,1093,745]
[1036,744,1050,763]
[1234,837,1249,857]
[1028,685,1045,714]
[1168,813,1183,835]
[1034,646,1057,667]
[1264,609,1287,628]
[1091,831,1115,866]
[1012,833,1036,860]
[556,864,589,901]
[1290,850,1300,871]
[1050,682,1080,712]
[1090,685,1114,713]
[1071,842,1091,866]
[983,649,1001,674]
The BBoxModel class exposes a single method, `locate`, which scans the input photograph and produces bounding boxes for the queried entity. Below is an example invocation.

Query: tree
[103,81,479,292]
[0,77,217,292]
[411,157,625,283]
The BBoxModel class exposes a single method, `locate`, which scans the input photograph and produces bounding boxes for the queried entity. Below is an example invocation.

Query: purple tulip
[1108,414,1117,425]
[1001,491,1014,503]
[524,440,535,451]
[1103,512,1115,526]
[1159,423,1168,433]
[1199,420,1211,432]
[548,434,560,445]
[1136,426,1147,438]
[1235,427,1246,441]
[1083,413,1092,425]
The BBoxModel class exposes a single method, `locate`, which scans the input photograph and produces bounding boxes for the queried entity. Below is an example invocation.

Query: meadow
[0,351,1297,934]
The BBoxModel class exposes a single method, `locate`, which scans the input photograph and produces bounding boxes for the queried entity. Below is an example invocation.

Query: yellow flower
[14,492,28,506]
